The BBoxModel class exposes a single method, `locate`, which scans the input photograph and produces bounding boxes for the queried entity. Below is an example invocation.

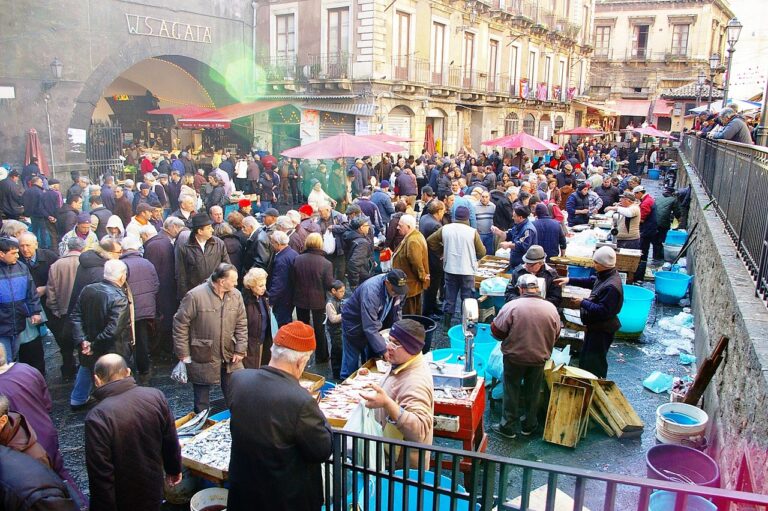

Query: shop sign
[125,14,213,44]
[113,94,130,101]
[178,120,231,129]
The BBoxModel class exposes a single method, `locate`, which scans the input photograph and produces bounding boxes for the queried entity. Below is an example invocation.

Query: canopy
[689,99,762,115]
[633,126,675,139]
[555,127,605,136]
[25,128,49,177]
[614,99,652,117]
[177,101,288,129]
[281,133,407,159]
[481,132,560,151]
[361,133,415,143]
[146,105,215,117]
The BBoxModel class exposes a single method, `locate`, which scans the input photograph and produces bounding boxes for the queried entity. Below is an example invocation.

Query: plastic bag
[550,345,572,366]
[480,277,509,296]
[343,402,383,470]
[643,371,674,393]
[171,361,188,384]
[322,229,336,255]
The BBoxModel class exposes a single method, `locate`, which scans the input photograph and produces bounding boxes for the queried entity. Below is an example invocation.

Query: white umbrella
[689,99,761,115]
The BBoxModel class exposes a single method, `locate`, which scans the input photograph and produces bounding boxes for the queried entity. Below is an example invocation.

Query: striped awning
[300,102,376,117]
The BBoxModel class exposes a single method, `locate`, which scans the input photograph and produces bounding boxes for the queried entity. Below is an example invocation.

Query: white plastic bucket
[656,403,708,446]
[190,488,228,511]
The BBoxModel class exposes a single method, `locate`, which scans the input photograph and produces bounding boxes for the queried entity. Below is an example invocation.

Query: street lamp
[42,58,63,178]
[696,69,705,107]
[707,53,720,111]
[721,18,743,107]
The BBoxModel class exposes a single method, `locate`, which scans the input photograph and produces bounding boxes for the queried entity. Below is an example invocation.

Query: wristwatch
[387,406,405,425]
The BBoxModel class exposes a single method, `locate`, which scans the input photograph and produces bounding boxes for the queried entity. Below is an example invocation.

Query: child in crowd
[325,280,346,380]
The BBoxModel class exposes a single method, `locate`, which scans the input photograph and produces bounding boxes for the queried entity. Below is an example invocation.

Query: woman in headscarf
[307,179,336,213]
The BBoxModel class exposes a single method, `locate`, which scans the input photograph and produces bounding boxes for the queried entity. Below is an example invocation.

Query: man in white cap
[554,246,624,378]
[490,273,561,438]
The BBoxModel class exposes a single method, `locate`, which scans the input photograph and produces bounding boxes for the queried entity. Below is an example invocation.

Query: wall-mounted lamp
[42,57,63,92]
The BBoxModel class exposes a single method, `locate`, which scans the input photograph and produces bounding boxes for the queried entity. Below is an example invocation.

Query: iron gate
[86,122,123,182]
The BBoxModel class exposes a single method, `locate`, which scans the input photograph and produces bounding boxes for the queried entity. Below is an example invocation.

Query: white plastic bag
[171,361,188,384]
[322,229,336,255]
[343,402,383,470]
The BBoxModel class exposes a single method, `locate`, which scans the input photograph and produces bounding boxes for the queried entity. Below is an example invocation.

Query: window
[671,24,689,56]
[594,26,611,57]
[632,25,649,59]
[544,55,552,92]
[509,45,519,95]
[558,59,567,100]
[394,11,411,80]
[523,113,536,135]
[327,8,349,58]
[528,50,538,85]
[504,113,519,135]
[489,40,499,92]
[431,22,446,84]
[463,32,475,88]
[276,14,296,61]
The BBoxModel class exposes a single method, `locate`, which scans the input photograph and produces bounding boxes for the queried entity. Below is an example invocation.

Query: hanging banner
[567,87,577,101]
[553,85,562,102]
[537,83,548,101]
[519,78,529,99]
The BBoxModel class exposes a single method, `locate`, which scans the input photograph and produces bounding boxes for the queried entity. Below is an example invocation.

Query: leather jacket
[71,280,131,368]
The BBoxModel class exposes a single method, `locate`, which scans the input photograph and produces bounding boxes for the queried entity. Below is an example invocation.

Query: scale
[428,299,479,388]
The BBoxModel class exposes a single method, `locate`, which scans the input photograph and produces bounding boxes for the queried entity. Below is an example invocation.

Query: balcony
[390,56,430,85]
[593,47,613,60]
[257,55,299,81]
[507,0,535,21]
[486,73,510,96]
[306,53,351,80]
[430,62,462,89]
[626,48,649,61]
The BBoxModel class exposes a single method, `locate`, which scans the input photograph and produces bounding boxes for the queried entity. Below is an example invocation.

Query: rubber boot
[442,313,452,330]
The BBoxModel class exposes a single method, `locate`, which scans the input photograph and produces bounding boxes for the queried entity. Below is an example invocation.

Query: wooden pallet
[543,383,586,448]
[590,380,644,438]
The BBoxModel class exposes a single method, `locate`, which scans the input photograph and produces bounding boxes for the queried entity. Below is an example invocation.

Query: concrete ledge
[679,152,768,495]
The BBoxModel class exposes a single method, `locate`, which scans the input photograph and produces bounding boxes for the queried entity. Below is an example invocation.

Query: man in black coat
[85,354,182,511]
[0,170,25,219]
[0,445,79,511]
[175,213,230,299]
[419,199,446,317]
[67,239,122,316]
[594,175,620,213]
[227,321,332,511]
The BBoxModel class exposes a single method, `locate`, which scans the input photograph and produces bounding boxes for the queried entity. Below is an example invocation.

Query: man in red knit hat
[227,321,333,511]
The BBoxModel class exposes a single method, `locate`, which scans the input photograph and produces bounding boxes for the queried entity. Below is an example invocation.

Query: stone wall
[678,153,768,494]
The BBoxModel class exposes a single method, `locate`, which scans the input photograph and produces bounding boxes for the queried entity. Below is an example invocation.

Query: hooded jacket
[343,229,373,288]
[0,411,51,467]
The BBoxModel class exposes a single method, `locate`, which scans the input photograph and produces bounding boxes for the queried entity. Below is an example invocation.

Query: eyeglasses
[386,340,402,352]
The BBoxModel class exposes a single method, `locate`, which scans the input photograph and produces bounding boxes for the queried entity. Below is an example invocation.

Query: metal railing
[307,53,351,80]
[681,134,768,303]
[323,430,768,510]
[257,55,299,81]
[593,47,613,59]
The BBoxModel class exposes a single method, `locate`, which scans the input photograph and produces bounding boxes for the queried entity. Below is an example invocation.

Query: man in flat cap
[58,211,99,256]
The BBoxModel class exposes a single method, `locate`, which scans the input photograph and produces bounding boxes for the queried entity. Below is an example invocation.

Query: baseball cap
[386,269,408,296]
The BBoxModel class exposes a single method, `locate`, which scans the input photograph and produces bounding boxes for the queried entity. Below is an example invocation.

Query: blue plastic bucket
[568,265,594,279]
[429,348,486,377]
[648,491,716,511]
[618,285,655,335]
[363,469,472,511]
[654,271,692,304]
[648,169,660,180]
[448,324,496,378]
[665,229,688,245]
[402,315,437,353]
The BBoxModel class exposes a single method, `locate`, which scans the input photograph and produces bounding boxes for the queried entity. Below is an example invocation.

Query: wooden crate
[615,252,640,273]
[319,360,387,428]
[543,383,586,448]
[474,255,510,287]
[300,371,325,394]
[590,380,644,438]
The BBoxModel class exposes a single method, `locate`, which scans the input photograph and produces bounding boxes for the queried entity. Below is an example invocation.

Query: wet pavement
[42,177,697,508]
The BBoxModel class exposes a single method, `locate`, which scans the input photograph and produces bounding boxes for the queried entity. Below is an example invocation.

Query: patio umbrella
[281,133,407,159]
[25,128,50,177]
[689,99,761,115]
[361,133,415,143]
[423,125,436,155]
[632,126,675,139]
[146,105,216,117]
[482,132,561,151]
[556,127,606,136]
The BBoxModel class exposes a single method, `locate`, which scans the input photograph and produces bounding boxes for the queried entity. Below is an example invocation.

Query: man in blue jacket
[0,238,43,363]
[340,269,407,379]
[492,206,537,271]
[371,181,395,225]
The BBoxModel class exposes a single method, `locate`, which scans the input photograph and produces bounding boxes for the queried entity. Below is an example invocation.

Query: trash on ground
[643,371,675,393]
[660,337,693,353]
[678,353,696,365]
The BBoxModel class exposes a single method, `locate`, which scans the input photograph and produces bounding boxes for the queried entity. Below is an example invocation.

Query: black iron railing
[323,430,768,510]
[307,53,351,80]
[681,135,768,303]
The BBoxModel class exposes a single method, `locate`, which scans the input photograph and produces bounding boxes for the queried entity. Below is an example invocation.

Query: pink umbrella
[361,133,416,143]
[25,129,50,177]
[482,132,560,151]
[633,126,675,139]
[281,133,407,159]
[556,127,606,136]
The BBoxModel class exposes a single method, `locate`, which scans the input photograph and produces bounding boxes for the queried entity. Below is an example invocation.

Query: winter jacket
[341,273,403,356]
[638,194,658,238]
[436,173,452,199]
[67,250,109,314]
[504,263,562,308]
[0,261,42,337]
[392,229,430,298]
[90,206,113,240]
[120,250,159,321]
[712,115,753,144]
[0,445,77,511]
[491,294,561,365]
[71,280,131,369]
[356,198,382,232]
[0,178,24,218]
[227,367,333,511]
[173,280,248,385]
[85,377,181,511]
[569,268,624,333]
[654,193,681,230]
[533,215,567,260]
[566,192,590,226]
[258,174,277,202]
[594,184,620,213]
[289,218,321,254]
[291,248,333,310]
[113,196,134,228]
[46,252,80,318]
[427,221,486,275]
[242,290,272,369]
[268,247,298,305]
[175,234,230,299]
[385,212,405,250]
[317,211,347,257]
[0,411,50,466]
[204,184,226,212]
[395,171,418,196]
[371,189,395,224]
[22,184,45,217]
[220,234,244,276]
[343,230,373,288]
[491,192,515,231]
[143,231,177,331]
[55,204,79,237]
[19,249,57,293]
[505,219,538,269]
[40,190,61,219]
[58,228,99,257]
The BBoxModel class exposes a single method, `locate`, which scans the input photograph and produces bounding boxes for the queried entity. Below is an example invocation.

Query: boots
[442,313,452,330]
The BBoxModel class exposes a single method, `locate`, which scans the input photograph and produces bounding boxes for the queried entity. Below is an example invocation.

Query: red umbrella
[25,129,50,177]
[556,127,605,136]
[361,133,415,143]
[481,132,560,151]
[281,133,407,159]
[146,105,216,117]
[423,125,436,155]
[633,126,675,139]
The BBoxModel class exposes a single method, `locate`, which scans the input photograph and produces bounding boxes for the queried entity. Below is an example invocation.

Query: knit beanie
[454,206,470,221]
[389,319,425,356]
[593,246,616,268]
[274,321,316,352]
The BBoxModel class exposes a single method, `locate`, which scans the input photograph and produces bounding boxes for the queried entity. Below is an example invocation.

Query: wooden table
[433,378,488,476]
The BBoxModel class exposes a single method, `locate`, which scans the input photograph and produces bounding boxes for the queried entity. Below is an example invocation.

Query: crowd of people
[0,136,690,509]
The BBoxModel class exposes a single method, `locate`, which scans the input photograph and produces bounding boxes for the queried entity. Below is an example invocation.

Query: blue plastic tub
[648,491,716,511]
[362,469,472,511]
[568,265,594,279]
[448,324,496,377]
[654,271,692,304]
[665,229,688,246]
[429,348,486,378]
[648,168,660,180]
[618,285,655,335]
[209,410,231,422]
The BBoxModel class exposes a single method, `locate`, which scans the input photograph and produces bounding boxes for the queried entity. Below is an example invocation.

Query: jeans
[480,232,496,258]
[71,365,93,405]
[0,335,18,362]
[260,201,272,213]
[30,217,51,250]
[443,273,475,315]
[289,179,300,204]
[501,358,545,431]
[296,307,328,362]
[192,366,232,413]
[340,333,370,380]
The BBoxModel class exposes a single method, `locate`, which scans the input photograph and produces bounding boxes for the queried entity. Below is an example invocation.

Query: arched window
[538,114,552,140]
[523,114,536,135]
[504,113,519,135]
[555,115,565,132]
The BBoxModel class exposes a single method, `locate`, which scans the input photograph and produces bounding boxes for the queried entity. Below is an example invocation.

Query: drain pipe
[252,1,258,90]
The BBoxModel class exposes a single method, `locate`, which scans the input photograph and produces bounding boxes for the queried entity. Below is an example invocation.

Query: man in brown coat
[174,263,248,413]
[392,214,429,315]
